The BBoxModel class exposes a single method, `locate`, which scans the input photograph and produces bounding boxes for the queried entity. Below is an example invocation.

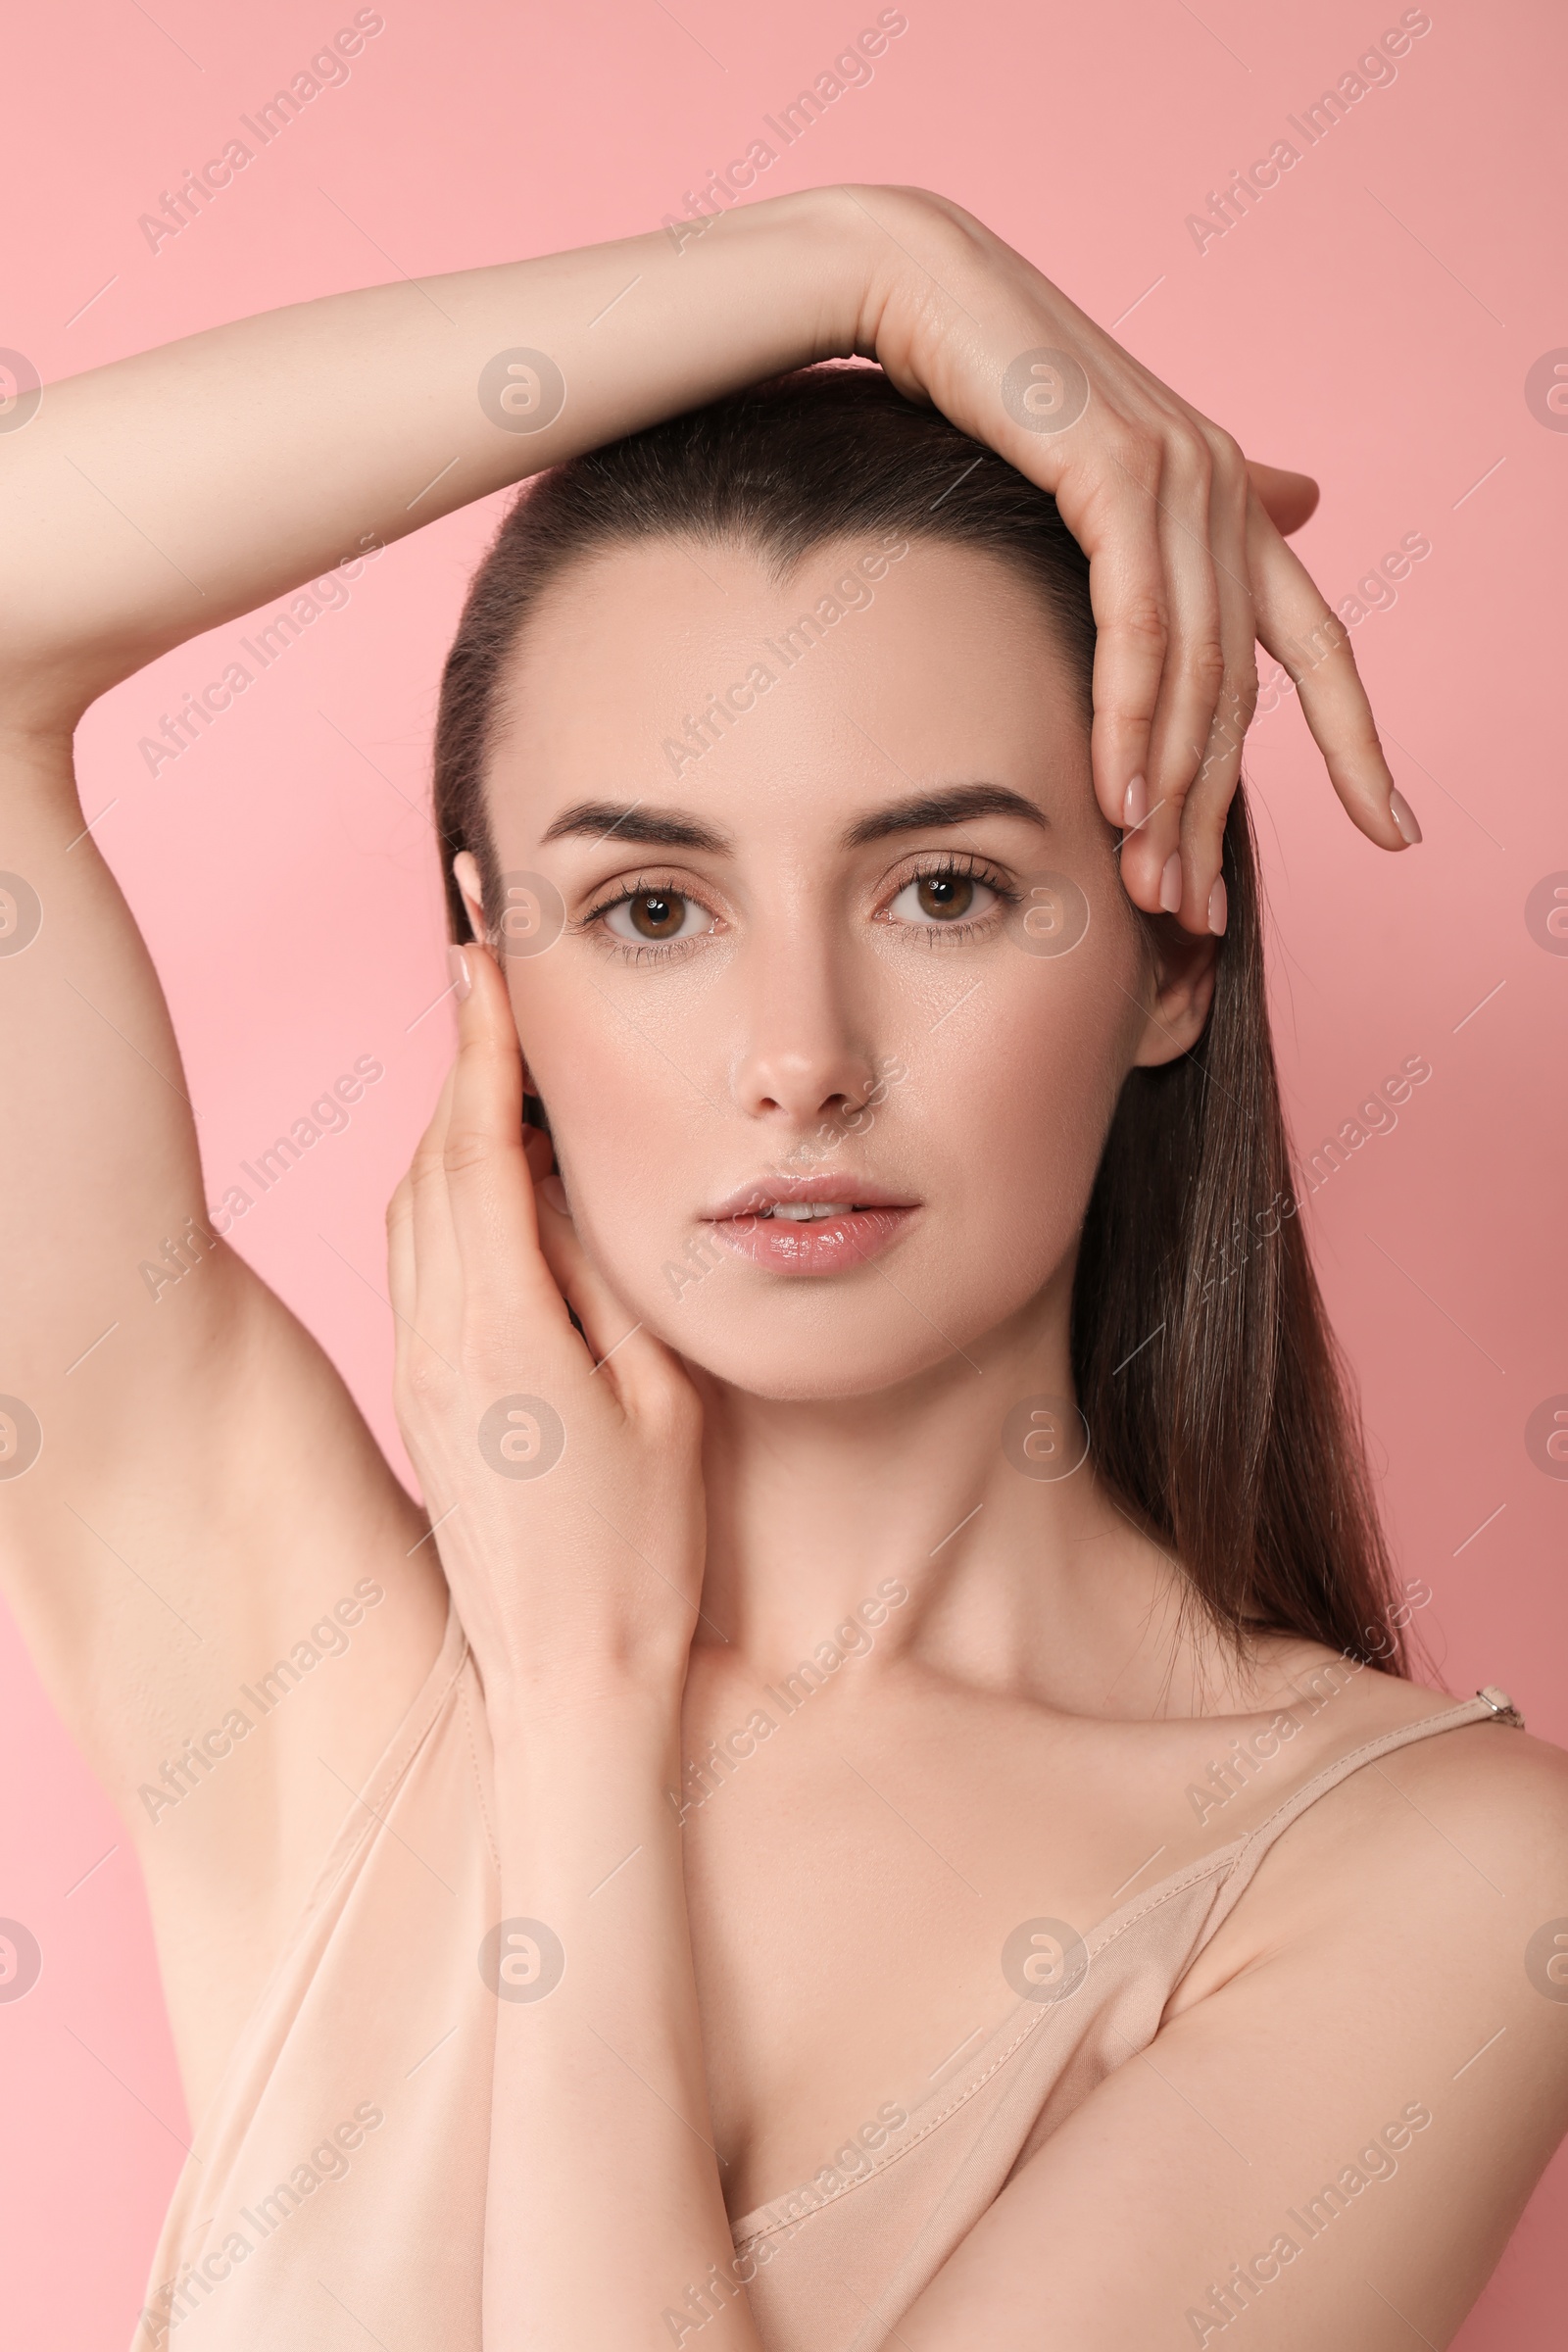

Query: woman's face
[460,534,1210,1401]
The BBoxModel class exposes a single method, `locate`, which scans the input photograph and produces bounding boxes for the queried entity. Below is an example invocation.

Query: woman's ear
[1130,918,1220,1069]
[453,850,489,945]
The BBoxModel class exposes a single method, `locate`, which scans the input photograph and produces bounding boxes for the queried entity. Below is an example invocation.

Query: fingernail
[447,944,471,1001]
[1207,876,1228,936]
[539,1174,568,1215]
[1159,853,1183,913]
[1389,786,1423,847]
[1123,773,1148,829]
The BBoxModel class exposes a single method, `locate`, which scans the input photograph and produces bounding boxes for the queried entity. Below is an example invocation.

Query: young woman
[2,184,1564,2351]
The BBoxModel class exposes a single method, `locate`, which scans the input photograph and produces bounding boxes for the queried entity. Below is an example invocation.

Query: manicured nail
[1159,853,1183,913]
[1123,773,1148,829]
[1389,786,1422,847]
[447,944,471,1001]
[1207,877,1228,936]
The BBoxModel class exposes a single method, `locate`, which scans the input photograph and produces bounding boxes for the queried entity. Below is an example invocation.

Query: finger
[442,942,576,1335]
[407,1055,463,1348]
[1247,506,1412,852]
[1247,461,1319,538]
[1048,430,1169,834]
[528,1157,696,1420]
[1120,430,1225,915]
[386,1172,416,1338]
[530,1175,670,1403]
[1173,437,1260,933]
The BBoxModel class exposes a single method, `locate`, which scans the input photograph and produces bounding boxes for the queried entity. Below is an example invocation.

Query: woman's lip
[704,1202,918,1276]
[703,1173,917,1221]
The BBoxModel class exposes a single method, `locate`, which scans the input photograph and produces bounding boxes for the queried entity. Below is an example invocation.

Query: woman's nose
[729,951,878,1128]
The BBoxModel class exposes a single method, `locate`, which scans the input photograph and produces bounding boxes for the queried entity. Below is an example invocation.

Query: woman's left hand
[385,941,706,1726]
[849,186,1412,935]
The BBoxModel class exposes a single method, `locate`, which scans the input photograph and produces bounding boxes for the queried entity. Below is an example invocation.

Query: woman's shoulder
[1139,1670,1568,2352]
[1338,1683,1568,1895]
[1182,1644,1568,2014]
[1246,1635,1568,1870]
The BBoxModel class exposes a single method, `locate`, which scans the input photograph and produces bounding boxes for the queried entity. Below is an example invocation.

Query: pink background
[3,0,1564,2339]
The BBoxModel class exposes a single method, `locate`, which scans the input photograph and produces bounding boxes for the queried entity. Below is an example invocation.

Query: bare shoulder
[1184,1688,1568,2052]
[1298,1675,1568,1891]
[926,1692,1568,2346]
[1376,1701,1568,1831]
[1353,1706,1568,1950]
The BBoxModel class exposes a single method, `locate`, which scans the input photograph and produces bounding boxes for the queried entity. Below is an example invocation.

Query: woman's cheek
[942,1070,1104,1304]
[934,948,1134,1216]
[540,1075,698,1313]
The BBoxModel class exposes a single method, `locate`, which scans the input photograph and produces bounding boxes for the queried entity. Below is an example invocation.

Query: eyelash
[576,872,712,966]
[577,853,1020,965]
[884,852,1020,949]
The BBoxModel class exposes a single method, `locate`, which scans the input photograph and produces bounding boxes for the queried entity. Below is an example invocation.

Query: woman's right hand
[829,184,1408,936]
[385,944,708,1728]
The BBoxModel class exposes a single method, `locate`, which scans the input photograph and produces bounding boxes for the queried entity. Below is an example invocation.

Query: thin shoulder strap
[1198,1685,1525,1947]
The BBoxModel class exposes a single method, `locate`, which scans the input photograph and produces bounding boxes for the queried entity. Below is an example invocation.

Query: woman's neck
[688,1315,1267,1726]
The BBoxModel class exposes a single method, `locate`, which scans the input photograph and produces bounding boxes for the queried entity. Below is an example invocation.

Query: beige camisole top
[131,1599,1523,2349]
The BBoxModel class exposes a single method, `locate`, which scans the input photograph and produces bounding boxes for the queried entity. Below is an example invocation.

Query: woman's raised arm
[1,185,1401,933]
[0,187,870,727]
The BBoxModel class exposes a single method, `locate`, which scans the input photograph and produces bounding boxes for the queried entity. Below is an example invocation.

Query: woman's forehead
[484,534,1091,847]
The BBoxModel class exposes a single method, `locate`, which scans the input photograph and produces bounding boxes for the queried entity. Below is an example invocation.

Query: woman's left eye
[888,871,1001,926]
[601,890,714,945]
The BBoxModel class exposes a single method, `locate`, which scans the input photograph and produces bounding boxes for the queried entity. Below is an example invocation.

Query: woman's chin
[661,1304,1001,1406]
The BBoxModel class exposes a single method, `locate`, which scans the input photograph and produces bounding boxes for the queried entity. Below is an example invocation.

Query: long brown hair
[432,364,1409,1675]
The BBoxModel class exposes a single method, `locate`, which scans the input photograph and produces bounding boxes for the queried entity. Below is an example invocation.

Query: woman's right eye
[601,890,714,946]
[887,870,1002,927]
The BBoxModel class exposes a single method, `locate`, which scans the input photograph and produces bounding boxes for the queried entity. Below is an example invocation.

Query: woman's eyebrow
[841,785,1052,847]
[540,801,734,852]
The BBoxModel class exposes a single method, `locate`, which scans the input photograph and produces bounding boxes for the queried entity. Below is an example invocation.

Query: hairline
[465,523,1095,932]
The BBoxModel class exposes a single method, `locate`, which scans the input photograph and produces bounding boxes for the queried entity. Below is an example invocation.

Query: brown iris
[628,891,686,939]
[916,873,975,920]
